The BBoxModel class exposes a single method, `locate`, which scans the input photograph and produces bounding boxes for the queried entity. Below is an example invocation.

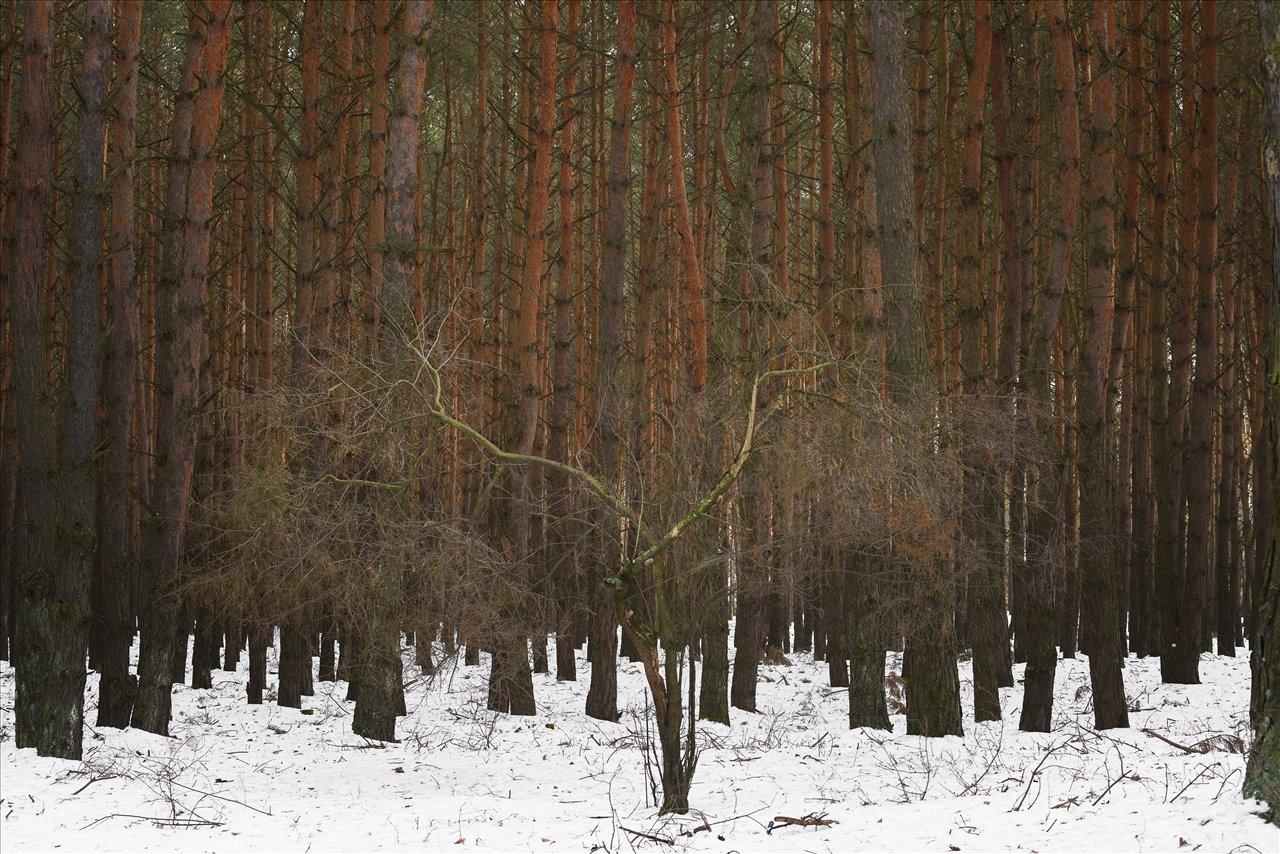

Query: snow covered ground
[2,638,1276,853]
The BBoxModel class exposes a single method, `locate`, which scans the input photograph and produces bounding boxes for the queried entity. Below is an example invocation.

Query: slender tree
[95,0,143,729]
[351,0,436,743]
[132,0,233,735]
[1183,0,1220,681]
[1077,0,1129,729]
[1248,0,1280,825]
[587,0,636,725]
[548,0,580,684]
[1160,0,1200,684]
[11,0,106,759]
[954,0,1001,724]
[869,0,962,738]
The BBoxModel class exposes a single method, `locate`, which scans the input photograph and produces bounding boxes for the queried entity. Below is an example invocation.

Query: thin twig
[1141,728,1200,754]
[1012,741,1070,812]
[619,826,674,846]
[166,778,273,816]
[1092,769,1133,806]
[70,774,117,797]
[1170,764,1218,804]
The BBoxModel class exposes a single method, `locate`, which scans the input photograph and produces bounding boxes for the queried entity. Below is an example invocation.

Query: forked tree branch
[419,357,832,583]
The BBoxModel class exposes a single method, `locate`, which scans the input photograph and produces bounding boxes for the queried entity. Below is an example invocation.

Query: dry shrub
[769,363,1050,621]
[183,345,540,644]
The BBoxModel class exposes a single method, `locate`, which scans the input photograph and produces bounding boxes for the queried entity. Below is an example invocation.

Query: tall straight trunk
[1058,332,1080,659]
[0,270,12,651]
[1160,0,1199,685]
[132,0,233,736]
[11,0,88,759]
[659,0,714,731]
[276,0,326,714]
[96,0,143,729]
[1216,102,1243,656]
[1182,0,1219,680]
[462,0,488,530]
[923,9,949,379]
[293,0,322,363]
[336,0,360,347]
[912,1,933,252]
[1128,0,1156,658]
[490,0,557,719]
[1077,0,1128,730]
[819,3,878,724]
[64,0,112,731]
[817,0,835,356]
[663,0,706,398]
[839,6,889,728]
[1008,26,1037,666]
[549,0,579,684]
[1149,0,1174,660]
[244,2,274,702]
[955,0,1000,724]
[0,0,14,665]
[256,2,276,392]
[1217,284,1240,655]
[364,0,390,348]
[585,0,629,724]
[318,0,356,346]
[990,10,1021,690]
[869,0,962,738]
[355,0,435,743]
[1018,0,1079,732]
[1248,1,1280,822]
[769,0,789,365]
[731,0,777,715]
[378,0,430,338]
[1110,2,1145,652]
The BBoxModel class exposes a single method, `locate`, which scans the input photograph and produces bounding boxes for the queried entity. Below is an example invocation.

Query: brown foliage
[183,351,538,646]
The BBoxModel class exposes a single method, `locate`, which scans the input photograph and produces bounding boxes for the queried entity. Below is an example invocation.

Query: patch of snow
[1,636,1276,852]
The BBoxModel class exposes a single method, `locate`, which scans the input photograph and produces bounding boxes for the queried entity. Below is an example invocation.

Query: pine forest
[2,0,1280,850]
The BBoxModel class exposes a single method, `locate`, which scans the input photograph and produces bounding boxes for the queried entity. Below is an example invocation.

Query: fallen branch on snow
[767,812,838,833]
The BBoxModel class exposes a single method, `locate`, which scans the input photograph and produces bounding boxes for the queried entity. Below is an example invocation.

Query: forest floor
[1,636,1276,853]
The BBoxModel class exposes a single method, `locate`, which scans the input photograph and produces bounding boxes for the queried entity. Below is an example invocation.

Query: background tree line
[1,0,1278,820]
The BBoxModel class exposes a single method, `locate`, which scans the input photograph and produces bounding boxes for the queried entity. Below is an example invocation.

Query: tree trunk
[1077,0,1129,731]
[548,0,579,684]
[246,625,269,704]
[0,0,16,665]
[1149,0,1175,662]
[353,0,435,743]
[847,551,889,729]
[1127,1,1156,659]
[586,0,635,725]
[868,0,962,738]
[1216,101,1243,656]
[955,0,1000,724]
[1018,0,1079,732]
[1248,1,1280,824]
[132,0,233,736]
[364,0,390,348]
[1182,0,1219,680]
[731,0,778,717]
[490,0,556,719]
[1160,0,1199,685]
[95,0,142,729]
[12,0,96,759]
[990,8,1021,691]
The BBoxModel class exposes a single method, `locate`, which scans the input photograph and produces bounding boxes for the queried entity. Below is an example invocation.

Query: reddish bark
[364,0,391,348]
[132,0,233,736]
[663,0,707,397]
[587,0,636,725]
[96,0,144,729]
